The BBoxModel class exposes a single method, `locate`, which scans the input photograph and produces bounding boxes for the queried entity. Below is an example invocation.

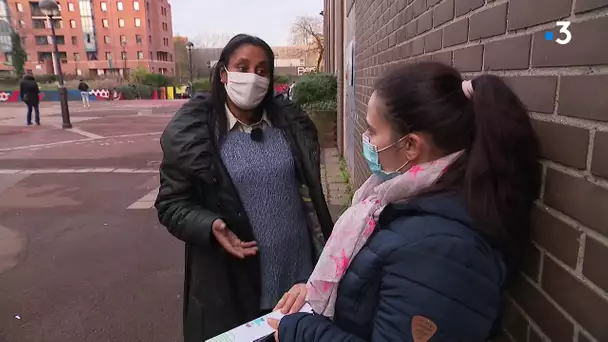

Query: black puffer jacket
[155,94,334,341]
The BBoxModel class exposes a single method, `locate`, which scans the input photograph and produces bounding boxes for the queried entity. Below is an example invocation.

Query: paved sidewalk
[321,147,349,221]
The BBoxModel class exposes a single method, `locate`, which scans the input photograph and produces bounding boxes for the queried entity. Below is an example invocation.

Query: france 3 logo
[544,21,572,45]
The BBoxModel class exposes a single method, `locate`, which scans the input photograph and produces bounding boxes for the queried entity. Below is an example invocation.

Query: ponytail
[465,75,542,265]
[373,63,542,268]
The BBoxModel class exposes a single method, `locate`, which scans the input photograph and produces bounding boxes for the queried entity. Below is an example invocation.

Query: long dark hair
[210,34,277,139]
[374,62,541,269]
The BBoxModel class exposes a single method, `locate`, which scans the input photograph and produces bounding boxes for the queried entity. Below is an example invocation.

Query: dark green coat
[155,94,333,341]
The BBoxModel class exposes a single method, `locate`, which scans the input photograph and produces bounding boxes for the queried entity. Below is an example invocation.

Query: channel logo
[544,21,572,45]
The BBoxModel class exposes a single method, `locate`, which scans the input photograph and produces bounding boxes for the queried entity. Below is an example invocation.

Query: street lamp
[39,0,72,129]
[186,41,194,85]
[120,40,127,78]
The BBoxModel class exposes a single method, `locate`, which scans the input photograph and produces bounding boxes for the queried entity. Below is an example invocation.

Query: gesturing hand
[211,219,258,259]
[274,283,307,314]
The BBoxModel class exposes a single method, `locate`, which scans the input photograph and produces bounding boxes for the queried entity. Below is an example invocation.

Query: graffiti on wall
[0,89,121,102]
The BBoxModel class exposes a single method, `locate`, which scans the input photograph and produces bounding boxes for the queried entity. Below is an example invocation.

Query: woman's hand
[274,283,307,314]
[267,318,280,342]
[211,219,258,258]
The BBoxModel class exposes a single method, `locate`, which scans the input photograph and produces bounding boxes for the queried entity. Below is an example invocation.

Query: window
[121,51,127,60]
[133,1,140,10]
[104,36,111,44]
[35,36,49,45]
[54,36,65,45]
[135,35,142,44]
[87,52,98,60]
[120,35,126,43]
[70,20,77,28]
[134,18,141,27]
[18,20,25,28]
[68,3,74,11]
[102,19,109,27]
[105,52,112,60]
[33,19,45,29]
[118,18,125,27]
[149,51,153,60]
[148,35,152,43]
[74,52,80,60]
[16,3,23,11]
[117,1,123,10]
[71,36,77,44]
[100,2,107,11]
[137,51,144,60]
[86,34,92,43]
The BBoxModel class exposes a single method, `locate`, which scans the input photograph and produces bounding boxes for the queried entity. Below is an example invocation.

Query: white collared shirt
[225,104,271,134]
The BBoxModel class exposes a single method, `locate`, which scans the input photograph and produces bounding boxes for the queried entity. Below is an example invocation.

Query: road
[0,100,186,342]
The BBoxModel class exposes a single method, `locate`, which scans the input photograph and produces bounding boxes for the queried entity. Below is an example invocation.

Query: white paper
[206,303,313,342]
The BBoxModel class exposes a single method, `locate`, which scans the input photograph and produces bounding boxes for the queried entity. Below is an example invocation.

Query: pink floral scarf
[306,151,463,318]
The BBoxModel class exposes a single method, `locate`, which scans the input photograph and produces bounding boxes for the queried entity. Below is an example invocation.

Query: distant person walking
[288,80,296,100]
[78,79,90,108]
[19,74,41,126]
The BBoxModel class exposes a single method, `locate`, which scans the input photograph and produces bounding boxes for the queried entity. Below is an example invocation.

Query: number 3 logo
[556,21,572,45]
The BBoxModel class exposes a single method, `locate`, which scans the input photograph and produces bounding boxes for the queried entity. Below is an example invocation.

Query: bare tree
[193,32,232,48]
[290,16,324,71]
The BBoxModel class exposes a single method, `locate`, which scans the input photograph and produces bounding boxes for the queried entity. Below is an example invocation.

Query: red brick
[503,76,557,114]
[542,256,608,340]
[455,0,484,17]
[484,35,531,70]
[433,0,454,27]
[575,0,608,13]
[430,51,452,66]
[529,330,544,342]
[418,11,433,34]
[583,237,608,294]
[406,20,418,39]
[521,243,541,280]
[592,131,608,179]
[412,0,427,17]
[443,18,468,47]
[558,75,608,122]
[469,3,508,40]
[544,169,608,236]
[412,37,425,56]
[453,45,483,72]
[424,30,443,52]
[531,120,589,170]
[531,17,608,68]
[508,0,573,30]
[502,302,528,342]
[531,207,581,268]
[510,274,575,342]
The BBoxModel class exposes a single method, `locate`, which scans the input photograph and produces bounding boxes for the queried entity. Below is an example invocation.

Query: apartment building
[0,0,174,77]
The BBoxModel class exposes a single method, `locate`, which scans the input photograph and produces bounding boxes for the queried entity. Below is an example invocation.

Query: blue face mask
[362,133,409,181]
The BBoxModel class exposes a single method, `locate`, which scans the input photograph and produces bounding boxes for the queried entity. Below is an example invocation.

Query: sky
[170,0,324,47]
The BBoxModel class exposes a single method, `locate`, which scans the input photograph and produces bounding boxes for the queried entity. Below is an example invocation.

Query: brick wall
[331,0,608,341]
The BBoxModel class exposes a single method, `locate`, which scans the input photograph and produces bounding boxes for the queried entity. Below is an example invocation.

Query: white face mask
[224,68,270,110]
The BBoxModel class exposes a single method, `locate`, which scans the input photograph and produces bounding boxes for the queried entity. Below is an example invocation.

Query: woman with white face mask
[155,34,333,341]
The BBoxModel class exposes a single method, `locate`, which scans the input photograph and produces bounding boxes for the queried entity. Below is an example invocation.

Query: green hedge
[192,79,211,92]
[293,73,337,107]
[116,84,156,100]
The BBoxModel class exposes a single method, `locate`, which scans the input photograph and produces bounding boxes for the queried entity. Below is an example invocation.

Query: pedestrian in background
[77,79,90,108]
[155,33,333,341]
[19,74,41,126]
[288,80,296,100]
[269,62,542,342]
